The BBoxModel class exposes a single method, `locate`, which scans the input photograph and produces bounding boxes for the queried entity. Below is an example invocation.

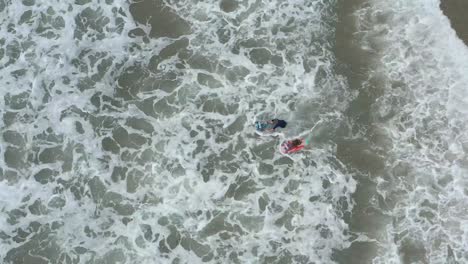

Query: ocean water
[0,0,467,263]
[351,0,468,263]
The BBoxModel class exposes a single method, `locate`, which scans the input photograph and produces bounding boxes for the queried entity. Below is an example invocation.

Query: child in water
[268,119,287,131]
[286,139,302,149]
[291,139,302,147]
[281,138,304,154]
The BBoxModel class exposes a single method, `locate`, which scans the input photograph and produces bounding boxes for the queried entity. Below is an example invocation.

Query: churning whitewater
[0,0,467,263]
[352,0,468,263]
[0,0,356,263]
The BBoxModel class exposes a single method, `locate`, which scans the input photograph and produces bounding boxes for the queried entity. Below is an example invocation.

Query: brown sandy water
[332,0,391,263]
[440,0,468,46]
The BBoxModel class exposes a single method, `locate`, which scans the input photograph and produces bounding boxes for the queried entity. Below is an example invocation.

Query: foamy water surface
[354,0,468,263]
[1,0,467,263]
[0,0,358,263]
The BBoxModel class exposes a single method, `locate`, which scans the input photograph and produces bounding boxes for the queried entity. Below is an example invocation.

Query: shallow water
[0,0,467,263]
[336,0,468,263]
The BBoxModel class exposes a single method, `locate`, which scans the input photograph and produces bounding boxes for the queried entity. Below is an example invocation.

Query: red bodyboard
[281,139,305,154]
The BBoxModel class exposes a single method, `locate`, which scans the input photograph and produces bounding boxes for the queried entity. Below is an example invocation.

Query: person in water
[268,119,287,131]
[291,139,302,146]
[282,138,304,153]
[286,139,302,149]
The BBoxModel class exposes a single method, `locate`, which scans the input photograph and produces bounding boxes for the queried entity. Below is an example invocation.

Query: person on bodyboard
[281,138,305,154]
[269,119,287,131]
[255,118,287,133]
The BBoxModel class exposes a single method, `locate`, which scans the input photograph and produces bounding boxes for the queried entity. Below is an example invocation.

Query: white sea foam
[0,0,360,263]
[355,0,468,262]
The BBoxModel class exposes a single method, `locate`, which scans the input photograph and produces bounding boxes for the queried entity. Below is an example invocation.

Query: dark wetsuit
[272,119,287,129]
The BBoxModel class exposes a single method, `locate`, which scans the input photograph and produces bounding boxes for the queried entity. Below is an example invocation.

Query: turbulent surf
[0,0,467,263]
